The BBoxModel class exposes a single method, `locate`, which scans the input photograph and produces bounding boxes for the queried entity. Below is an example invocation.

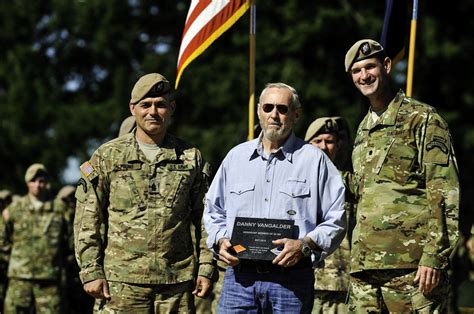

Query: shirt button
[264,198,268,202]
[266,179,270,183]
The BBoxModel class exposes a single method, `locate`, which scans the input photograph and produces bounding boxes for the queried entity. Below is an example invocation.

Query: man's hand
[83,278,111,300]
[466,237,473,252]
[414,266,441,294]
[271,238,303,267]
[2,209,9,221]
[217,238,239,266]
[192,276,212,298]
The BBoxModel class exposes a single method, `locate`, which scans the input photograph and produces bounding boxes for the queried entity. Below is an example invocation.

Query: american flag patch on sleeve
[80,161,94,177]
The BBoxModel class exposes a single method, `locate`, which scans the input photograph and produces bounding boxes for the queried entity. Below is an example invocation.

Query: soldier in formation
[3,164,68,313]
[305,117,356,313]
[0,189,13,310]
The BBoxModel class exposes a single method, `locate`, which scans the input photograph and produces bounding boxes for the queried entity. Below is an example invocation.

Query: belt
[234,258,312,274]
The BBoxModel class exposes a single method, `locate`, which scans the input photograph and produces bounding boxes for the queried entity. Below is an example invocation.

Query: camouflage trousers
[4,278,61,314]
[312,290,348,314]
[95,280,195,313]
[348,269,449,313]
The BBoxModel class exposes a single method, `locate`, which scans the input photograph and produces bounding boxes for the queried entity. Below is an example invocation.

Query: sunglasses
[261,103,290,115]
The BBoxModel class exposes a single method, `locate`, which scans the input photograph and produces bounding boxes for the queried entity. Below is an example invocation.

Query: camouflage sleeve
[55,198,75,271]
[74,153,108,284]
[1,203,15,265]
[0,213,10,268]
[419,112,460,269]
[190,155,216,279]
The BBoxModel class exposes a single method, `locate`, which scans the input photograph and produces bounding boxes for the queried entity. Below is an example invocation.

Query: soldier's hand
[271,238,303,267]
[467,238,473,252]
[217,237,239,266]
[414,266,441,294]
[2,208,9,221]
[83,278,111,300]
[192,275,212,298]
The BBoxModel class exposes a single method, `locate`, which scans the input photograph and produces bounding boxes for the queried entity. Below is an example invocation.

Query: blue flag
[380,0,411,65]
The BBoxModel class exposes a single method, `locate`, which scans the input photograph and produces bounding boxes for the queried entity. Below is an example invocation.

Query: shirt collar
[251,132,296,162]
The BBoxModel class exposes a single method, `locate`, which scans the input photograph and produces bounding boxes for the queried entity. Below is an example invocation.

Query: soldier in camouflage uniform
[74,73,215,313]
[0,189,13,310]
[3,164,68,313]
[57,185,95,313]
[344,39,460,312]
[305,117,356,313]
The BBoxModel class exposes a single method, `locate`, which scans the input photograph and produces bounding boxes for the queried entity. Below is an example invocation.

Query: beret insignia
[361,42,371,55]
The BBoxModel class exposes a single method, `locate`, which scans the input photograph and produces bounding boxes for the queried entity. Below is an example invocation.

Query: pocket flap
[279,182,310,198]
[230,182,255,195]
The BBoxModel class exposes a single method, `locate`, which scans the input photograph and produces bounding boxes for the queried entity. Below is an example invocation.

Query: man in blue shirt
[203,82,346,313]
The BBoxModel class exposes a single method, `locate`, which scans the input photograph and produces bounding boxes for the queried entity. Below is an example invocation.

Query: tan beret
[344,39,385,72]
[130,73,171,104]
[0,189,12,201]
[305,117,340,142]
[57,185,76,200]
[24,163,47,182]
[118,115,136,137]
[331,116,350,133]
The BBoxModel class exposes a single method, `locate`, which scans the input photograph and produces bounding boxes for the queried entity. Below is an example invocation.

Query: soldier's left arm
[190,153,216,281]
[419,112,460,270]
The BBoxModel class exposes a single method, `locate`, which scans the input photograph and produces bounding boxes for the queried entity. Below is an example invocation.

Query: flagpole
[247,0,256,140]
[406,0,418,97]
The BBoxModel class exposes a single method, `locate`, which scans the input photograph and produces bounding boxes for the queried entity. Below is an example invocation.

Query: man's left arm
[306,157,347,261]
[190,156,214,297]
[417,113,460,293]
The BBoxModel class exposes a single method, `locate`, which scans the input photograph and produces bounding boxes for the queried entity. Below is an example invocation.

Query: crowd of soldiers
[1,38,474,313]
[0,166,94,313]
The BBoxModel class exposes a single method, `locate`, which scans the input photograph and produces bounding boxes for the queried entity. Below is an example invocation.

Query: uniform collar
[124,132,180,163]
[365,89,405,130]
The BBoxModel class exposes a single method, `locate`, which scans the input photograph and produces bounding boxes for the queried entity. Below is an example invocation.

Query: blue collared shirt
[203,133,346,262]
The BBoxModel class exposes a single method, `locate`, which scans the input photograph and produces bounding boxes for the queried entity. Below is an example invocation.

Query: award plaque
[230,217,295,261]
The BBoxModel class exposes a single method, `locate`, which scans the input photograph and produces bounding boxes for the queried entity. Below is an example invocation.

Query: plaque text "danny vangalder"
[235,221,292,229]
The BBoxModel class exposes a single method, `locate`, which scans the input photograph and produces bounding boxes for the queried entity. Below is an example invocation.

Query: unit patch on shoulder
[77,178,87,193]
[426,136,448,154]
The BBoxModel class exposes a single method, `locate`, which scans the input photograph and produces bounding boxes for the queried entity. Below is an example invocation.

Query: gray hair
[258,82,301,109]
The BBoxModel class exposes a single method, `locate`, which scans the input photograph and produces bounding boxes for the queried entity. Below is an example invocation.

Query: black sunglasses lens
[262,104,274,113]
[276,105,288,114]
[262,104,289,114]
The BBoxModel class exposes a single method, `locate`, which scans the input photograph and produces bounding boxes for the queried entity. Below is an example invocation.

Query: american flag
[176,0,249,88]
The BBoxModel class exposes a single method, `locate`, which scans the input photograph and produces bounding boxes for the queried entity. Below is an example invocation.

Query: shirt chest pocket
[229,182,255,217]
[44,215,63,246]
[377,135,417,183]
[159,163,195,210]
[109,171,143,211]
[277,180,310,219]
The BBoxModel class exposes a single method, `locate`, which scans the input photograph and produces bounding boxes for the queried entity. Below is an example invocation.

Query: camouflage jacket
[315,171,356,291]
[351,90,459,272]
[74,132,214,284]
[0,214,9,274]
[6,195,67,280]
